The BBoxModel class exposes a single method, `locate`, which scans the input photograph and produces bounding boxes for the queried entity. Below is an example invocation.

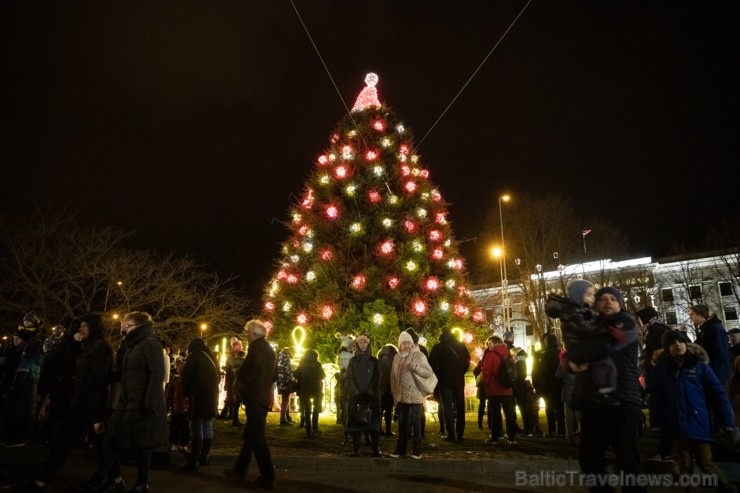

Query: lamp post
[498,194,511,331]
[536,263,545,337]
[490,246,504,327]
[200,323,208,342]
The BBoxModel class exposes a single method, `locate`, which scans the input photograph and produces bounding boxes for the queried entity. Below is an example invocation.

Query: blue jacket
[648,343,734,442]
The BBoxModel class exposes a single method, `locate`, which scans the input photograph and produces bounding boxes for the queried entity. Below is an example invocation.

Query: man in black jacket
[568,287,646,493]
[228,319,276,490]
[428,328,471,442]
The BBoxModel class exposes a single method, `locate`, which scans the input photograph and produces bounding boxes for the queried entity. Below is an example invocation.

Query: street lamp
[200,323,208,341]
[498,194,511,330]
[490,246,504,328]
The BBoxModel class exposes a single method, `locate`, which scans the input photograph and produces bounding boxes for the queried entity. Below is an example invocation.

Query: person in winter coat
[17,310,44,342]
[649,330,736,492]
[293,348,326,438]
[405,328,432,439]
[80,311,167,493]
[635,305,672,460]
[727,355,740,454]
[389,331,436,459]
[275,347,295,425]
[37,322,81,444]
[532,332,565,438]
[555,349,581,446]
[219,337,244,422]
[181,338,220,471]
[513,348,537,437]
[27,314,114,493]
[481,335,518,445]
[546,279,618,406]
[227,349,246,426]
[472,346,491,431]
[166,357,190,453]
[335,334,355,443]
[428,328,471,442]
[1,338,42,446]
[345,335,382,457]
[690,304,732,386]
[567,286,646,493]
[229,319,276,490]
[0,333,26,398]
[377,344,398,436]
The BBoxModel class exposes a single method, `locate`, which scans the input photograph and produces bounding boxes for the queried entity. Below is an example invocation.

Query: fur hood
[651,343,708,367]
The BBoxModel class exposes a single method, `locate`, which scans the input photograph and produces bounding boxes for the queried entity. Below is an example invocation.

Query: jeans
[579,402,645,492]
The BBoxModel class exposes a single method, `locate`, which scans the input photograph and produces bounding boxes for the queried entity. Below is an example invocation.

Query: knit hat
[503,331,514,342]
[662,329,689,351]
[79,314,104,340]
[22,311,41,326]
[690,304,710,319]
[595,287,626,310]
[355,335,370,345]
[635,306,659,324]
[566,279,593,304]
[398,331,414,347]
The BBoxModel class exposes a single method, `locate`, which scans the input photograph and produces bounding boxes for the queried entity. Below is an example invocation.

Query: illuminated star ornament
[351,73,381,112]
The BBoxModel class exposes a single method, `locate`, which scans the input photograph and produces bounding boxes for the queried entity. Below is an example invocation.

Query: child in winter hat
[661,329,689,351]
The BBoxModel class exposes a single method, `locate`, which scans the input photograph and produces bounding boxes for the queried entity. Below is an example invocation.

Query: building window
[689,285,702,299]
[525,324,533,336]
[720,282,734,297]
[666,311,678,325]
[486,309,495,323]
[661,288,674,302]
[725,306,738,321]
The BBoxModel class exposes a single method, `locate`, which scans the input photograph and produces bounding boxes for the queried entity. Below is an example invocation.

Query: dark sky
[2,1,738,303]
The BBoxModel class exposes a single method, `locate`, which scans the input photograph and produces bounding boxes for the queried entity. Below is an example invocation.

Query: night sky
[2,1,738,303]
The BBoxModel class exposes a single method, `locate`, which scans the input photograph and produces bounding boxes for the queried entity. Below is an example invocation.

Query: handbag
[355,403,372,424]
[412,370,438,397]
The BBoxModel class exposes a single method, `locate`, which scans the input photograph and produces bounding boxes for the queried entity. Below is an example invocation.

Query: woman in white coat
[389,331,436,459]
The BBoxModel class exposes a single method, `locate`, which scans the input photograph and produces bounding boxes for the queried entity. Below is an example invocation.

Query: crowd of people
[2,289,740,492]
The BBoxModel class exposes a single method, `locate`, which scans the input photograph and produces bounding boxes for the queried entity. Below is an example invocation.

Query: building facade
[470,248,740,352]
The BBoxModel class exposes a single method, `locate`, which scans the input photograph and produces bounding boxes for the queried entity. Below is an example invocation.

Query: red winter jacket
[481,343,514,397]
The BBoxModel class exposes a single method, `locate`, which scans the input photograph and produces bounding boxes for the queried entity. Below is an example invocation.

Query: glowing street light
[200,323,208,340]
[490,246,505,328]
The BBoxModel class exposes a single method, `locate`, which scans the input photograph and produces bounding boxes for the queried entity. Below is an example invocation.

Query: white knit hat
[398,331,413,347]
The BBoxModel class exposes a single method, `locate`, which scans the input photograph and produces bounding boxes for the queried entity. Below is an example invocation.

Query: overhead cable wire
[416,0,533,150]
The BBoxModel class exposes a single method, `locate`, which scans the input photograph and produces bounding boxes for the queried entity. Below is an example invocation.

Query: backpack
[494,351,517,388]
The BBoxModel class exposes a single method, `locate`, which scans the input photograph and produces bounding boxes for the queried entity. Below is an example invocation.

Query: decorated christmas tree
[260,73,487,359]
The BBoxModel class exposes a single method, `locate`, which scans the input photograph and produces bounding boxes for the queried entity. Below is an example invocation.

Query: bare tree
[0,201,252,350]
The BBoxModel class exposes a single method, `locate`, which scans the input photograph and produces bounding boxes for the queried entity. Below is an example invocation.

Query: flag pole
[582,229,591,254]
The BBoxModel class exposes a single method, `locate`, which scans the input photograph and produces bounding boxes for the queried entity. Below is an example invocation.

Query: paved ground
[1,411,738,492]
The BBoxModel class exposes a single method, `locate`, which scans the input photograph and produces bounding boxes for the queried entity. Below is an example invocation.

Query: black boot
[199,438,212,466]
[347,432,361,457]
[411,439,422,459]
[371,432,382,457]
[184,438,202,470]
[389,435,407,458]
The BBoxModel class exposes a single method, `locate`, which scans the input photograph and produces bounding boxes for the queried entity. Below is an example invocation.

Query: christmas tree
[260,73,487,359]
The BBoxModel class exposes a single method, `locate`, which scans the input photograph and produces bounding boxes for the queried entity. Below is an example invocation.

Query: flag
[582,229,592,238]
